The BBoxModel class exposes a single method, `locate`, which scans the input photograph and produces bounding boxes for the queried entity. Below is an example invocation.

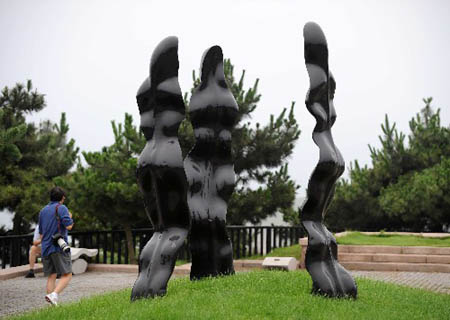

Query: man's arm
[36,212,43,245]
[39,213,42,235]
[33,226,41,246]
[59,205,74,231]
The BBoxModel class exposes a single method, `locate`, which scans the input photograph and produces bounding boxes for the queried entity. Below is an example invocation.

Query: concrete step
[233,260,263,269]
[86,261,264,276]
[0,263,43,281]
[342,261,450,273]
[338,253,450,264]
[339,245,450,255]
[300,240,450,271]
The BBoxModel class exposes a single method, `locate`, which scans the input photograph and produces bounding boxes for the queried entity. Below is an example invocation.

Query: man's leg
[25,246,41,278]
[48,251,72,297]
[30,245,41,269]
[29,246,36,268]
[43,254,59,306]
[45,273,59,306]
[46,273,57,293]
[54,273,72,294]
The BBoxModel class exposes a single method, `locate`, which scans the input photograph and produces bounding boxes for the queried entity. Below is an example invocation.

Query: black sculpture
[301,22,357,298]
[184,46,238,280]
[131,36,190,300]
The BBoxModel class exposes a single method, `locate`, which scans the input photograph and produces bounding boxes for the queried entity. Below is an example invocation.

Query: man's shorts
[43,251,72,276]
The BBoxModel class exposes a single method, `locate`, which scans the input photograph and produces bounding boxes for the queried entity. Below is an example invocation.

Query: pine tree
[59,114,147,264]
[326,98,450,232]
[0,80,79,233]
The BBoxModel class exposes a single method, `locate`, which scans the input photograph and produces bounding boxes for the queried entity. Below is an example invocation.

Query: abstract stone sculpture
[301,22,357,298]
[184,46,238,280]
[131,36,190,300]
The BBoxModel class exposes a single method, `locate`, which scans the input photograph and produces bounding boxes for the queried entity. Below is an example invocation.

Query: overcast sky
[1,0,449,228]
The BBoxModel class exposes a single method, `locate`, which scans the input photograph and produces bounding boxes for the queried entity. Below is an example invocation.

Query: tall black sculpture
[301,22,357,298]
[131,36,190,300]
[184,46,238,280]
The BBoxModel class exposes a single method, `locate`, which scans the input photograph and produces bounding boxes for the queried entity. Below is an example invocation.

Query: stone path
[351,271,450,294]
[0,272,138,318]
[1,270,449,318]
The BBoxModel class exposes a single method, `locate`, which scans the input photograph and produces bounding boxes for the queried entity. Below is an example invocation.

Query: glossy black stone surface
[131,36,190,300]
[184,46,238,280]
[301,22,357,298]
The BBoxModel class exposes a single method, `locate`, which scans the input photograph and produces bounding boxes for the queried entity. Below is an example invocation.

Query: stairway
[299,238,450,273]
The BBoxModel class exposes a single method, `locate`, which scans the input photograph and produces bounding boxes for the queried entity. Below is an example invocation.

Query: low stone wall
[334,231,450,238]
[1,260,266,281]
[299,237,450,272]
[0,263,43,281]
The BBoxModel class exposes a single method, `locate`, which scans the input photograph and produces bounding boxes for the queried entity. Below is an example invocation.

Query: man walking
[39,187,74,306]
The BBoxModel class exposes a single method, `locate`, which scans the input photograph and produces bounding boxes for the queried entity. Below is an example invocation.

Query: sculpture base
[302,221,357,298]
[131,227,188,300]
[189,217,235,280]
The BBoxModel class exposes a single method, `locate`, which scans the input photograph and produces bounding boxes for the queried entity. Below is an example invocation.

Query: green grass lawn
[336,232,450,247]
[9,270,450,320]
[244,245,301,260]
[175,259,188,266]
[233,232,450,262]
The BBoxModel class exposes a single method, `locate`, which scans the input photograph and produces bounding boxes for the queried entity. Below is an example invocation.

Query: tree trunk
[124,224,137,264]
[13,213,29,235]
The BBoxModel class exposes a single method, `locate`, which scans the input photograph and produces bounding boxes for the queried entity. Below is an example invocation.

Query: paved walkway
[351,271,450,294]
[1,270,449,318]
[0,272,138,318]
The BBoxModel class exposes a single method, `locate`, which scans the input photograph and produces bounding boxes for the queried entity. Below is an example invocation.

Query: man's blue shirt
[39,201,73,257]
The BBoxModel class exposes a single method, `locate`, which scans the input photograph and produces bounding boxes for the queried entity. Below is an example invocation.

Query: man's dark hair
[50,187,66,202]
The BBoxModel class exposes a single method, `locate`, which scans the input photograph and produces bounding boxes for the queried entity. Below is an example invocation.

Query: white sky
[1,0,449,228]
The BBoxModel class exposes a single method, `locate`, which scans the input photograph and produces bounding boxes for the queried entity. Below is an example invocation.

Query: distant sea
[0,209,13,230]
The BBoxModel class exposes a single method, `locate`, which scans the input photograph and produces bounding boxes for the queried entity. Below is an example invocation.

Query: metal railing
[0,226,304,269]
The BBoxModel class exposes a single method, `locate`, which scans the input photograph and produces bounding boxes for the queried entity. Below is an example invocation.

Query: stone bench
[262,257,298,271]
[0,247,99,280]
[70,248,99,274]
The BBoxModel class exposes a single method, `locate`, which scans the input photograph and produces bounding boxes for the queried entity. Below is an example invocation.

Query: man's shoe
[45,293,58,306]
[24,270,35,278]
